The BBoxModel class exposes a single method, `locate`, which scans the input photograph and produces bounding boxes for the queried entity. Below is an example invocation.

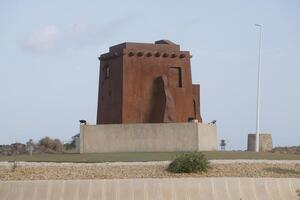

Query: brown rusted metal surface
[97,40,203,124]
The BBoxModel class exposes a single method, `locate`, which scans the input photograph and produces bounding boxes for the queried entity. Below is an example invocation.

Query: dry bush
[39,137,63,152]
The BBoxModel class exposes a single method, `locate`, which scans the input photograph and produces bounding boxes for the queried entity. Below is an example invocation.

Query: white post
[255,24,263,152]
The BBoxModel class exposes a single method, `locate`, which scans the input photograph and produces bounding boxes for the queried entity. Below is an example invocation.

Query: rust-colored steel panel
[97,40,202,124]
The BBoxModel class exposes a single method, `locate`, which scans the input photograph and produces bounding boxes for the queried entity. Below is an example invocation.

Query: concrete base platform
[80,123,217,153]
[1,178,300,200]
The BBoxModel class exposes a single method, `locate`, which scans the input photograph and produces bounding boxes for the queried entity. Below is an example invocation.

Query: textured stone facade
[247,133,273,152]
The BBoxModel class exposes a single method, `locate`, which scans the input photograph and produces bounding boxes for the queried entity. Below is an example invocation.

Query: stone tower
[97,40,202,124]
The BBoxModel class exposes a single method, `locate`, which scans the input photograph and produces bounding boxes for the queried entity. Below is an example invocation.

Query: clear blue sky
[0,0,299,150]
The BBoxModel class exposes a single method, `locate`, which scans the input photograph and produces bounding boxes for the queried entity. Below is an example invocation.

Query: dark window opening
[104,65,110,79]
[169,67,182,87]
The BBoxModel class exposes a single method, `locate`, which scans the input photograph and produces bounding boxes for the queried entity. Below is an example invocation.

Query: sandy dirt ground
[0,160,299,180]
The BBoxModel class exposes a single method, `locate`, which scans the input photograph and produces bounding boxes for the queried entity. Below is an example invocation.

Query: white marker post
[255,24,263,152]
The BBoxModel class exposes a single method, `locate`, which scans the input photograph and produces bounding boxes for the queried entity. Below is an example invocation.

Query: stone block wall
[247,133,273,152]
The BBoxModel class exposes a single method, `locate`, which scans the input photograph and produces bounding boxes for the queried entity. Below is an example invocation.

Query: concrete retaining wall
[80,123,217,153]
[1,178,300,200]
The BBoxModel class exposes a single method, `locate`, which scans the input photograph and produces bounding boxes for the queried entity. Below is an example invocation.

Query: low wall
[1,178,300,200]
[80,123,217,153]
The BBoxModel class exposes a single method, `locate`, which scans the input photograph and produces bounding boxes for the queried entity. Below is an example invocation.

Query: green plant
[167,152,209,173]
[296,189,300,199]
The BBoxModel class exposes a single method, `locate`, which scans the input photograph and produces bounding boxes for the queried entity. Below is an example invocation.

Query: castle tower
[97,40,202,124]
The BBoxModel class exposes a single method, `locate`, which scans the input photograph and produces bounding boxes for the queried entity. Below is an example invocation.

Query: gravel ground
[0,160,299,181]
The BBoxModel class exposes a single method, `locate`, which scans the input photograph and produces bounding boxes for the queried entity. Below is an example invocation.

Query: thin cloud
[25,25,62,51]
[23,15,135,53]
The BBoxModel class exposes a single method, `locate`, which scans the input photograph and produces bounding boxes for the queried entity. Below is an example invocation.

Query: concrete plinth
[247,133,273,152]
[80,123,217,153]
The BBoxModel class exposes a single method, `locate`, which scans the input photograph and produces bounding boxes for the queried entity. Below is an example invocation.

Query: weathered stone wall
[80,123,217,153]
[247,133,273,152]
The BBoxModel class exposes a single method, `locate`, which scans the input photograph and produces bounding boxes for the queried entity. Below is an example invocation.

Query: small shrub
[167,152,209,173]
[39,137,53,149]
[39,137,63,152]
[53,139,63,152]
[296,189,300,199]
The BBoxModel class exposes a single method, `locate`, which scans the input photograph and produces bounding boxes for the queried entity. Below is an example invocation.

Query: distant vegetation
[63,134,78,150]
[38,137,63,153]
[0,136,68,156]
[271,146,300,155]
[167,152,209,173]
[0,134,81,156]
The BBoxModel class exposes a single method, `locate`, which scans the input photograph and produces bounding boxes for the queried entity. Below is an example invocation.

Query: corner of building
[197,123,217,151]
